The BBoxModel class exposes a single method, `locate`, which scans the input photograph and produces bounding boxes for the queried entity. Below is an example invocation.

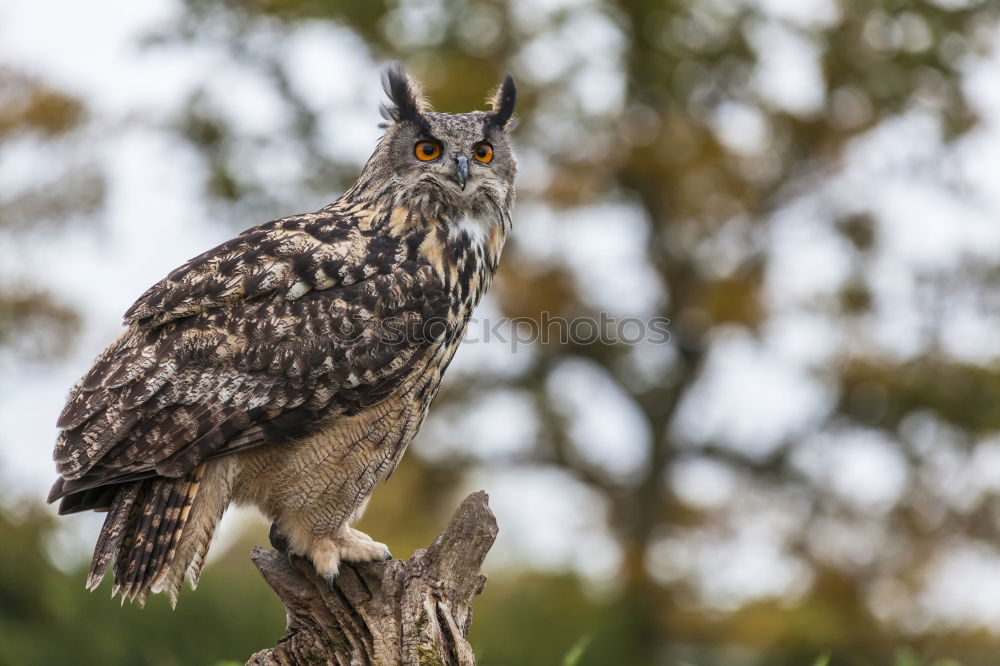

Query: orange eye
[472,142,493,164]
[415,140,442,161]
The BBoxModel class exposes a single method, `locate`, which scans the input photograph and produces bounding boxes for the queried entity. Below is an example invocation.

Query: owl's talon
[339,527,391,564]
[303,527,391,584]
[269,522,290,553]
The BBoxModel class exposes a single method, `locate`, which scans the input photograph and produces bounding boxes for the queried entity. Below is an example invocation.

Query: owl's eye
[472,142,493,164]
[414,140,442,161]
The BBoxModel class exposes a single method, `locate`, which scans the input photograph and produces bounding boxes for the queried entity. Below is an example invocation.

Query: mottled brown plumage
[48,63,517,605]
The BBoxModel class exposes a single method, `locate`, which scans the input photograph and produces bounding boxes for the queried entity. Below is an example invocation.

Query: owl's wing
[123,207,403,328]
[49,209,447,513]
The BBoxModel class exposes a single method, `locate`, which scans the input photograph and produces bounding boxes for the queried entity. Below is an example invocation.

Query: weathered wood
[246,491,498,666]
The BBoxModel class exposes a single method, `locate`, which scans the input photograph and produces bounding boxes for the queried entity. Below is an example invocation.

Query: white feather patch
[449,214,492,247]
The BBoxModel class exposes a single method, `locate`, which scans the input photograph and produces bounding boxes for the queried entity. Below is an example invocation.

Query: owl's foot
[309,528,392,585]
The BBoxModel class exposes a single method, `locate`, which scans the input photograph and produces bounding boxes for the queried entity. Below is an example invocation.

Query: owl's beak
[455,155,469,190]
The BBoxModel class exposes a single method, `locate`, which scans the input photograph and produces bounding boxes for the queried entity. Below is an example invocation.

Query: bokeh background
[3,0,1000,664]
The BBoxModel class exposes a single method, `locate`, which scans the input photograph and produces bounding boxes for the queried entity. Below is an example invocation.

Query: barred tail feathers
[86,483,141,591]
[151,457,236,606]
[85,464,207,607]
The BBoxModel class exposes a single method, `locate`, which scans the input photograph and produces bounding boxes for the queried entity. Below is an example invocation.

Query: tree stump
[246,491,498,666]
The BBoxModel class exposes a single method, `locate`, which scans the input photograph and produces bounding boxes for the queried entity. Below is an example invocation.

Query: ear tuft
[486,73,517,131]
[380,61,429,126]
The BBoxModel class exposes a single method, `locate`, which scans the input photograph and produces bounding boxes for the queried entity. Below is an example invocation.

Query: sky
[4,0,1000,627]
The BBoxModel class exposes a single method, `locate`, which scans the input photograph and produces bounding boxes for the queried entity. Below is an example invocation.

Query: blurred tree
[141,0,1000,664]
[0,68,102,362]
[10,0,1000,664]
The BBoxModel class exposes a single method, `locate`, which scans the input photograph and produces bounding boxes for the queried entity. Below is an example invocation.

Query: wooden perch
[246,491,498,666]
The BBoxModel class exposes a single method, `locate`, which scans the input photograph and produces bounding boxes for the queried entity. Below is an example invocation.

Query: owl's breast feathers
[49,195,504,513]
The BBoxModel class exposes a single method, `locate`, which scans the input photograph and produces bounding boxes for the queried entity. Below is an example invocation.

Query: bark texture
[246,491,498,666]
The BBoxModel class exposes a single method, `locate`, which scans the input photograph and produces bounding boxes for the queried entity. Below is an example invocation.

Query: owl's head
[359,63,517,220]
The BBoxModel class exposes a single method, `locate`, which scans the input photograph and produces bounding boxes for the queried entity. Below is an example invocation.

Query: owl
[47,63,517,606]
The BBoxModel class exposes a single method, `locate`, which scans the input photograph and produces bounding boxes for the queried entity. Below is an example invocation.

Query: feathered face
[359,64,518,223]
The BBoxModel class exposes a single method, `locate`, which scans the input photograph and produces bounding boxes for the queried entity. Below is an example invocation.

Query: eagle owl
[47,64,517,605]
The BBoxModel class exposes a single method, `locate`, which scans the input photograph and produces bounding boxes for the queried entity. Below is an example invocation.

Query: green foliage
[0,68,84,139]
[0,290,80,360]
[806,650,970,666]
[0,509,284,666]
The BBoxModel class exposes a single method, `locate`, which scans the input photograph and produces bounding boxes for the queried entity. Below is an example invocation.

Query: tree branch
[246,491,498,666]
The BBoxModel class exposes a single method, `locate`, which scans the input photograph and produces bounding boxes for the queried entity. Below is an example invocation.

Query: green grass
[561,636,591,666]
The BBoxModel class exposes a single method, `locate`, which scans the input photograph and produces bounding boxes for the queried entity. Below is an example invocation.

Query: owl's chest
[432,214,504,311]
